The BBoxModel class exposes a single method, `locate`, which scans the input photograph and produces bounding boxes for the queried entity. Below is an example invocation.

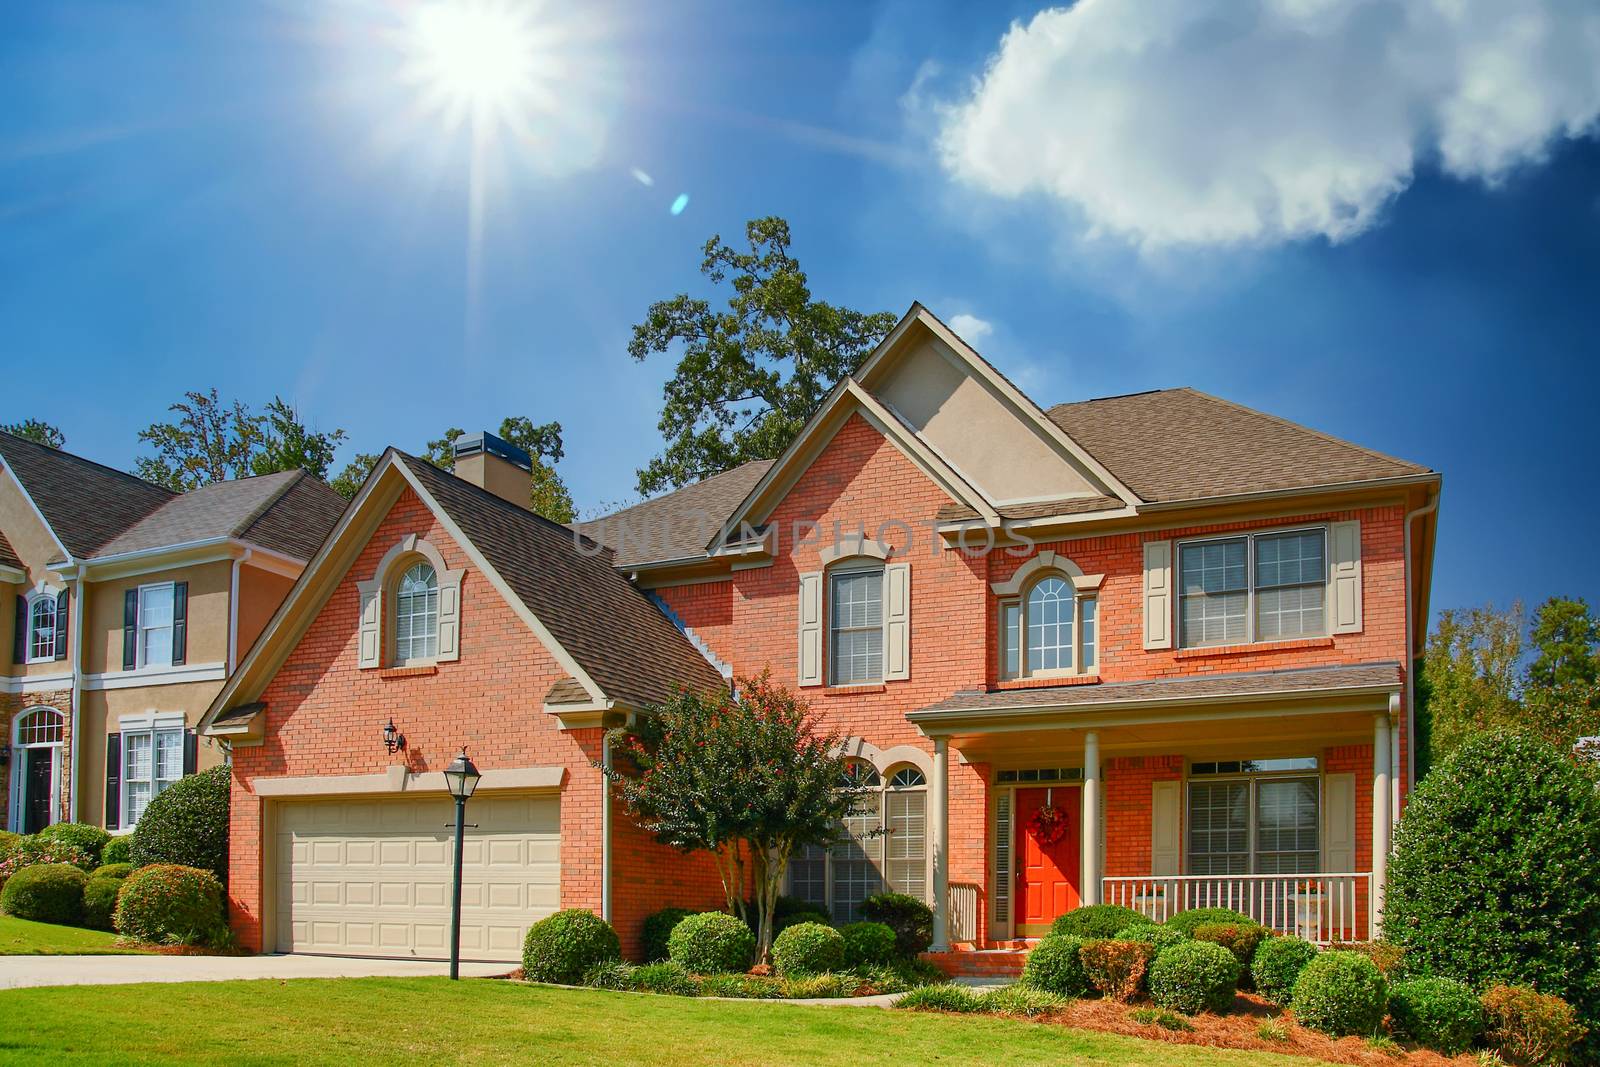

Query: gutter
[1403,487,1441,795]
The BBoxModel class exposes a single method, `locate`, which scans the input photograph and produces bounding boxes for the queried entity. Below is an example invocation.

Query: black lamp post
[442,747,482,980]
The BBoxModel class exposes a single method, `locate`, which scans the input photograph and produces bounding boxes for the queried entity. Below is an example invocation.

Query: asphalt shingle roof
[574,459,775,568]
[93,470,345,561]
[0,431,174,559]
[0,530,21,571]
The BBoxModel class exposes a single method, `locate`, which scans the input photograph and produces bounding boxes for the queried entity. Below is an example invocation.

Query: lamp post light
[442,747,482,980]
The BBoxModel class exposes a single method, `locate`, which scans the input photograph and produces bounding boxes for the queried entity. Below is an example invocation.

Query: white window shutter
[1323,772,1356,872]
[436,573,462,662]
[797,571,823,687]
[1142,539,1173,650]
[1151,779,1181,876]
[1329,520,1363,634]
[356,581,382,669]
[883,562,911,681]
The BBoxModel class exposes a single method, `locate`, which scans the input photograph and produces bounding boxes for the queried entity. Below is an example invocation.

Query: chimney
[452,431,532,509]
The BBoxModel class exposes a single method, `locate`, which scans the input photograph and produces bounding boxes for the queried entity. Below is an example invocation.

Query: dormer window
[394,562,439,663]
[356,534,463,670]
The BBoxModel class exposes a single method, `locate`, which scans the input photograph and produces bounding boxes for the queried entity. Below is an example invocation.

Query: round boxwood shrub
[640,907,693,963]
[839,921,898,969]
[130,765,230,883]
[1147,939,1240,1015]
[1290,950,1388,1037]
[1021,933,1090,997]
[772,921,845,976]
[858,893,933,959]
[520,909,620,984]
[1117,922,1188,952]
[92,863,133,880]
[100,835,132,867]
[1162,907,1257,937]
[114,864,228,947]
[36,822,111,864]
[1387,976,1483,1054]
[1051,903,1149,940]
[1252,936,1318,1006]
[0,863,86,924]
[667,911,755,975]
[1386,732,1600,1044]
[81,875,124,931]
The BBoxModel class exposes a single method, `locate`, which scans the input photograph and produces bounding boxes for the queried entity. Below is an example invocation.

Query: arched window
[789,757,931,922]
[27,594,56,662]
[1027,577,1074,671]
[11,707,64,835]
[15,707,63,745]
[394,562,439,663]
[1000,573,1098,679]
[884,766,927,899]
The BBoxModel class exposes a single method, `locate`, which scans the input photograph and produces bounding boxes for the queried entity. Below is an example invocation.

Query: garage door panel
[275,793,559,963]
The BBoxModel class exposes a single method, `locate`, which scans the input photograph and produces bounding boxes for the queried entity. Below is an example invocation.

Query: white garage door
[275,792,559,962]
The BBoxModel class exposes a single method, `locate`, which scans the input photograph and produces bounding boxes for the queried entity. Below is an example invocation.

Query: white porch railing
[948,882,980,944]
[1101,873,1372,945]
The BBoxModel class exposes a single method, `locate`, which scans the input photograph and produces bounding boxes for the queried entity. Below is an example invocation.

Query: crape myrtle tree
[603,671,859,965]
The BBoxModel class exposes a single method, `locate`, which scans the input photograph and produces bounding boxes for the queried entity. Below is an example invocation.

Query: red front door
[1015,787,1081,937]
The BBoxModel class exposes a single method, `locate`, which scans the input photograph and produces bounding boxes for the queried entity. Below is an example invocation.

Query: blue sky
[3,1,1598,620]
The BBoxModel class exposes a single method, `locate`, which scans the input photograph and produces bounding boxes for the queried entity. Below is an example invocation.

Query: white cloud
[947,312,994,341]
[936,0,1600,249]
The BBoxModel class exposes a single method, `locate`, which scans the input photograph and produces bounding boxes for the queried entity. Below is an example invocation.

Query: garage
[273,792,559,962]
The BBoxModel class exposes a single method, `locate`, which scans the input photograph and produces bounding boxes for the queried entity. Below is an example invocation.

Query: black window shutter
[122,589,138,670]
[171,582,188,666]
[12,594,25,664]
[53,589,68,661]
[183,729,198,776]
[105,733,122,829]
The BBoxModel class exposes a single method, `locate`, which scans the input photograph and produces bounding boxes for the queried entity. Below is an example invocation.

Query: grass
[0,914,151,955]
[0,978,1334,1065]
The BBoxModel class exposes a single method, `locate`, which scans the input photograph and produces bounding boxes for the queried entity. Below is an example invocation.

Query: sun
[404,1,546,119]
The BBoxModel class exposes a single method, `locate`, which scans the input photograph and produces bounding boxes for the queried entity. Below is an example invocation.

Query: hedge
[1147,940,1240,1015]
[1117,922,1188,952]
[35,823,111,865]
[1051,904,1149,940]
[521,909,620,984]
[1251,936,1318,1006]
[1020,933,1089,998]
[114,863,228,947]
[1162,908,1257,937]
[81,875,124,931]
[839,921,898,968]
[858,893,933,959]
[0,839,95,885]
[771,921,844,976]
[100,836,133,867]
[667,911,754,975]
[1387,976,1483,1054]
[129,765,230,883]
[1290,950,1388,1037]
[0,863,86,924]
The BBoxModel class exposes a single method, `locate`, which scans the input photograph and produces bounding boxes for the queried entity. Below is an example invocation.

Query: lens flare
[670,193,690,215]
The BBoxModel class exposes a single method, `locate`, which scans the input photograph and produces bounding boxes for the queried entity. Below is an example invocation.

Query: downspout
[68,570,86,823]
[1402,490,1441,804]
[600,731,612,923]
[228,550,251,672]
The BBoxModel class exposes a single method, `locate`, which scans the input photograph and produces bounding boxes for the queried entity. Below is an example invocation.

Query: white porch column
[1082,730,1101,907]
[1372,712,1392,939]
[930,736,950,951]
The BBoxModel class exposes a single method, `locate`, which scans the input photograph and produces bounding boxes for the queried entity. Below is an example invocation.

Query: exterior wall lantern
[443,747,482,980]
[382,719,405,754]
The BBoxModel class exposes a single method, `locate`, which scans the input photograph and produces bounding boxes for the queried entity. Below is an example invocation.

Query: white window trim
[998,575,1099,681]
[7,707,65,834]
[23,589,58,664]
[135,581,177,670]
[356,534,464,669]
[392,561,440,667]
[1175,524,1332,650]
[118,712,187,831]
[827,561,886,687]
[1183,759,1323,876]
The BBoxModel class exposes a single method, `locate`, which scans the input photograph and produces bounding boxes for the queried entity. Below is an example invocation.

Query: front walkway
[0,953,513,989]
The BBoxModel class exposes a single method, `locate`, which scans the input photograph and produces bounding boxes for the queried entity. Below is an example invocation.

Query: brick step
[921,949,1029,979]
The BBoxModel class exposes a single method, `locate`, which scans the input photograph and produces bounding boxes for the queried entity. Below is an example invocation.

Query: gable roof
[399,455,726,705]
[0,431,173,559]
[0,530,20,572]
[1047,388,1432,504]
[91,469,346,561]
[576,459,774,569]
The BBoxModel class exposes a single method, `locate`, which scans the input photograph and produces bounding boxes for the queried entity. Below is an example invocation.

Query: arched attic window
[355,535,463,669]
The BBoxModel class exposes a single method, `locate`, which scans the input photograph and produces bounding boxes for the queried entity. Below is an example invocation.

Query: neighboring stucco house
[201,305,1440,968]
[0,432,343,836]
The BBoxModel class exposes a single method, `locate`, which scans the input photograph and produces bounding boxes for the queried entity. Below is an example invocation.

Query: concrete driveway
[0,954,514,990]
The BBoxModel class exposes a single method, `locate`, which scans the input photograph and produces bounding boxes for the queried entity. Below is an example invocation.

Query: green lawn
[0,978,1323,1066]
[0,914,151,955]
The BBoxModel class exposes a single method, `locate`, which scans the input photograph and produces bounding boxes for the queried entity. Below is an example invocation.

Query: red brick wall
[1104,755,1185,878]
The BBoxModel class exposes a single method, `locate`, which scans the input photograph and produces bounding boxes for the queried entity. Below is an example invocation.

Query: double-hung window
[1186,758,1320,877]
[138,583,174,667]
[1178,528,1327,648]
[122,724,184,827]
[27,594,56,662]
[829,567,883,685]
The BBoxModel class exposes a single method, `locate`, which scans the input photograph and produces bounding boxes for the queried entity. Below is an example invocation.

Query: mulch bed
[1048,993,1475,1065]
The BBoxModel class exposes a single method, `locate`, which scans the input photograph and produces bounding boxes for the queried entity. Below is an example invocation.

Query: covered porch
[912,663,1404,954]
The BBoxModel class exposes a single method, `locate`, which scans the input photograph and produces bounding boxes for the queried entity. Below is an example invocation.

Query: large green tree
[604,672,860,965]
[628,216,897,495]
[1526,596,1600,694]
[0,419,65,449]
[136,390,346,491]
[252,397,347,482]
[1419,603,1525,764]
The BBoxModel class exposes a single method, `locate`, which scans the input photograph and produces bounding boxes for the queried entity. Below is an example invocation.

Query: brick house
[201,306,1439,965]
[0,432,343,837]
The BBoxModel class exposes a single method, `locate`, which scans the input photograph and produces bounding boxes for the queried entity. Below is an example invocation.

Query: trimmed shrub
[839,921,897,969]
[1290,950,1388,1037]
[1051,903,1149,940]
[0,839,95,885]
[667,911,754,975]
[0,863,86,924]
[114,863,228,947]
[521,909,620,984]
[81,876,124,931]
[744,894,829,937]
[92,863,134,881]
[1147,940,1240,1015]
[0,830,22,861]
[1162,907,1256,937]
[631,961,699,996]
[1020,933,1090,998]
[1080,939,1155,1002]
[1252,936,1318,1006]
[896,984,982,1013]
[976,985,1070,1017]
[1386,731,1600,1044]
[1117,922,1188,952]
[772,921,845,976]
[1482,985,1587,1066]
[640,907,693,963]
[100,835,133,867]
[1387,976,1483,1054]
[35,822,111,865]
[858,893,933,959]
[1192,922,1266,973]
[129,765,230,883]
[1328,940,1407,981]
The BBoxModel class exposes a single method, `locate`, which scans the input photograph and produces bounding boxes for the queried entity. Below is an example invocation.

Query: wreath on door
[1028,804,1068,846]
